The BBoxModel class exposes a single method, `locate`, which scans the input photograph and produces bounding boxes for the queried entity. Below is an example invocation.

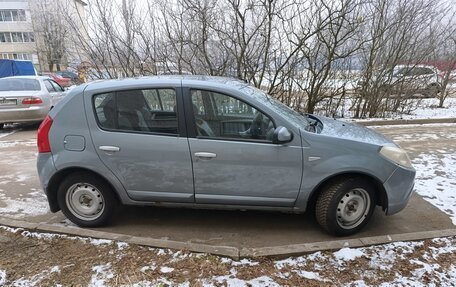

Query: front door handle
[99,146,120,152]
[194,152,217,159]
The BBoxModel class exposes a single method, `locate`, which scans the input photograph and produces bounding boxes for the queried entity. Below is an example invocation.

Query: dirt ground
[1,227,455,286]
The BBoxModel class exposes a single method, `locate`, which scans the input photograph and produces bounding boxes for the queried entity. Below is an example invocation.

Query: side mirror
[272,126,293,144]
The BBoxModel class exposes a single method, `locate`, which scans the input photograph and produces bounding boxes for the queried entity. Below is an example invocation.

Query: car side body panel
[37,76,415,221]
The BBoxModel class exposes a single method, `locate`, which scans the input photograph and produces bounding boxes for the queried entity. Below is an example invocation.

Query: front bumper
[384,165,416,215]
[0,106,49,123]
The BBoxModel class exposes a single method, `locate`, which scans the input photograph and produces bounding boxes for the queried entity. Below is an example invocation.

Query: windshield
[0,78,41,91]
[240,85,309,129]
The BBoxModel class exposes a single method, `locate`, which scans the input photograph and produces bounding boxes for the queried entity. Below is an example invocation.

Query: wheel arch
[46,167,122,213]
[306,171,388,213]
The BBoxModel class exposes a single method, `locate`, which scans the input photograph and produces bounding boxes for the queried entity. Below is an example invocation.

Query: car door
[87,86,194,203]
[43,79,63,106]
[49,79,65,102]
[185,88,303,207]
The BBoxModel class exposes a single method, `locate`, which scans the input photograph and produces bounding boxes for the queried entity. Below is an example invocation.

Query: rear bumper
[37,152,59,212]
[0,106,49,123]
[384,166,416,215]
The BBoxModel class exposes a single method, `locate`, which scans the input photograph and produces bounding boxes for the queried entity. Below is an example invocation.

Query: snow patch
[334,247,365,261]
[209,275,280,287]
[0,139,36,148]
[90,238,113,246]
[0,270,6,285]
[0,190,49,219]
[160,266,174,273]
[295,270,325,281]
[140,263,157,273]
[116,242,128,250]
[412,151,456,225]
[221,258,259,266]
[90,264,114,287]
[327,97,456,120]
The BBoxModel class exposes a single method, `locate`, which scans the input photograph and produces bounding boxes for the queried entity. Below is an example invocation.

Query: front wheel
[316,177,376,236]
[57,172,117,227]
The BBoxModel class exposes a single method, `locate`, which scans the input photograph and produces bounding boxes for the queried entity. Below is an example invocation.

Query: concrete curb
[1,217,455,260]
[354,117,456,126]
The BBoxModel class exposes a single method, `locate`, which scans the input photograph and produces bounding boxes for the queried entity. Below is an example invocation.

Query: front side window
[94,88,178,134]
[190,89,275,141]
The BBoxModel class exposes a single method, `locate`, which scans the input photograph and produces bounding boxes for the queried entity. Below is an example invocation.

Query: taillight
[37,115,53,153]
[22,97,43,105]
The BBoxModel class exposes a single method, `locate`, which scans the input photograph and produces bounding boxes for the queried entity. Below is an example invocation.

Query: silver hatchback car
[36,76,415,236]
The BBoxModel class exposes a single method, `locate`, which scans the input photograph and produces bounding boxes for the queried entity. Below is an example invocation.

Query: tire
[0,123,4,129]
[57,172,118,227]
[315,177,376,236]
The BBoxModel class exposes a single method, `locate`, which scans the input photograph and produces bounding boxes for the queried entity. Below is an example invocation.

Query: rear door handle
[194,152,217,159]
[99,146,120,152]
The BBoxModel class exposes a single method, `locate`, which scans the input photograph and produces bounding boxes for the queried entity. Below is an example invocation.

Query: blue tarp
[0,59,36,78]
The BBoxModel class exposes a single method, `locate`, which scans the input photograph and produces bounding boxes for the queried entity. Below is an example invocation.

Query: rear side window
[49,80,64,92]
[0,78,40,91]
[93,88,178,135]
[44,80,55,92]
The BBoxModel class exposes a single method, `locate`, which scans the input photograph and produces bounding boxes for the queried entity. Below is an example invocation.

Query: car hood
[314,115,396,146]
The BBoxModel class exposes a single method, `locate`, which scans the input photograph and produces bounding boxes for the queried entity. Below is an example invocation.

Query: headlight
[379,146,413,168]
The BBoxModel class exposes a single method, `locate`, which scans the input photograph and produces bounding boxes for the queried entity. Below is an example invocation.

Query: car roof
[395,64,436,69]
[83,75,250,93]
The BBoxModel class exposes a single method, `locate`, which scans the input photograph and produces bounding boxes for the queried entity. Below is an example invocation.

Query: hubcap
[65,183,104,220]
[336,188,371,229]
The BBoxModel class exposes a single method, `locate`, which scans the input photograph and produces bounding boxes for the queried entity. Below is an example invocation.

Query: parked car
[390,65,441,97]
[36,76,415,236]
[41,72,72,88]
[0,76,66,129]
[357,65,442,97]
[55,71,78,83]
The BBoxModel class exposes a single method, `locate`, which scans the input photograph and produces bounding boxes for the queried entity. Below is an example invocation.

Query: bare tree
[354,0,445,118]
[30,0,69,71]
[60,0,454,118]
[431,12,456,108]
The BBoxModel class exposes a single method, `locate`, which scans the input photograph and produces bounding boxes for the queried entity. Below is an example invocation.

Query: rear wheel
[316,177,376,236]
[57,172,117,227]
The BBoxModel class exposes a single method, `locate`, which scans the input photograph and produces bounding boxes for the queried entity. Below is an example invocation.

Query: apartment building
[0,0,37,64]
[0,0,86,72]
